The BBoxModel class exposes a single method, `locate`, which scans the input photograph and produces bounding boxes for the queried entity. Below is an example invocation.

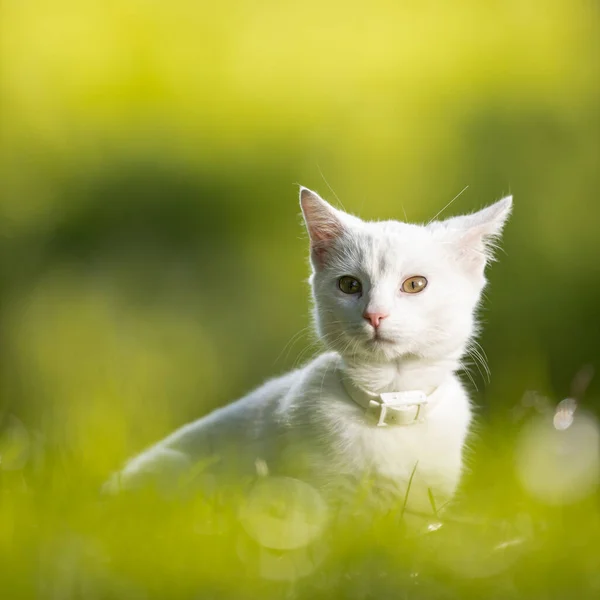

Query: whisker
[274,326,313,365]
[427,185,469,225]
[316,163,346,211]
[465,340,491,383]
[458,359,479,391]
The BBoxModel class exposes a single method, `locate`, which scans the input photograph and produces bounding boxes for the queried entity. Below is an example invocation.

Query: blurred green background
[0,1,599,598]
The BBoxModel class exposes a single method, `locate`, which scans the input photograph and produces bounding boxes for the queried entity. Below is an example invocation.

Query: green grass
[2,408,599,600]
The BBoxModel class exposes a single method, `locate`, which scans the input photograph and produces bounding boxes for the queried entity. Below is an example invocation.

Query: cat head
[300,187,512,363]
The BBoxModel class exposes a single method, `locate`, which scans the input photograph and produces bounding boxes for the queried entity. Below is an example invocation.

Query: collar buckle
[370,391,428,427]
[340,373,432,427]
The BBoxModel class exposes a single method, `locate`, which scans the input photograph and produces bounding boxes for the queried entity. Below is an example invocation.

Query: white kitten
[109,188,512,515]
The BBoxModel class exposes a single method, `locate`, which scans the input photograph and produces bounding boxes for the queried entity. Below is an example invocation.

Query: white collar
[341,374,436,427]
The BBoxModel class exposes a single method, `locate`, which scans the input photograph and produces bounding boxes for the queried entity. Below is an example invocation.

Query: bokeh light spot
[516,411,600,505]
[238,476,328,550]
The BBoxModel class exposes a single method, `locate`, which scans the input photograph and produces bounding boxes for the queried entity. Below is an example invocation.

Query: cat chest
[335,420,463,482]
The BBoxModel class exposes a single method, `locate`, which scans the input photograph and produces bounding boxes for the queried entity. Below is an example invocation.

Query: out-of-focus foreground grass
[0,1,599,598]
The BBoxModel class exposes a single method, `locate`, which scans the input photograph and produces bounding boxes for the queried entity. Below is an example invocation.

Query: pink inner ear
[308,215,344,244]
[451,226,496,279]
[309,219,343,266]
[311,243,329,266]
[301,190,345,266]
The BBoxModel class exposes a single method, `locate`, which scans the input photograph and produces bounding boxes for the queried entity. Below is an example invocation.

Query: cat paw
[102,446,192,496]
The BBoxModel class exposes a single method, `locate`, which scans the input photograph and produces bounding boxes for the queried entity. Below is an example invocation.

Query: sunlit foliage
[0,1,599,597]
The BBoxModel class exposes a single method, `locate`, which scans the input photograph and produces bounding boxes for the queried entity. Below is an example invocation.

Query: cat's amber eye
[402,276,428,294]
[338,276,362,295]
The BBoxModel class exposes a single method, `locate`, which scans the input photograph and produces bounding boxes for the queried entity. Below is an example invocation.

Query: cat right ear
[299,187,346,267]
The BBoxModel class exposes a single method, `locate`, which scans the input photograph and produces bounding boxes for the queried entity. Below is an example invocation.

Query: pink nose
[363,311,388,328]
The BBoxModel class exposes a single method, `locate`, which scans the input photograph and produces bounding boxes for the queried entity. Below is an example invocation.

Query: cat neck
[340,353,460,395]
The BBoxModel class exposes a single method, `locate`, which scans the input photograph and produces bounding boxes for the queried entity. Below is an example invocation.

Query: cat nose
[363,311,389,328]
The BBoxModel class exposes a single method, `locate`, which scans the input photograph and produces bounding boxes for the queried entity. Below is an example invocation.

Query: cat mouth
[369,332,396,345]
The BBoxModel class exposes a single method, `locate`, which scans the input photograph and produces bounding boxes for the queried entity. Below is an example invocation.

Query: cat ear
[299,187,347,267]
[437,196,513,274]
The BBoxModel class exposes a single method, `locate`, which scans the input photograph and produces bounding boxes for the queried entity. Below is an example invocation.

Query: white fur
[110,188,512,514]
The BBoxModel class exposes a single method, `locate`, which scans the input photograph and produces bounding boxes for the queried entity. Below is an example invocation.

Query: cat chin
[337,340,407,363]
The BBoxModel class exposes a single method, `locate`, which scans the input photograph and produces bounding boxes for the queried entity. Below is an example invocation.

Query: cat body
[112,188,512,515]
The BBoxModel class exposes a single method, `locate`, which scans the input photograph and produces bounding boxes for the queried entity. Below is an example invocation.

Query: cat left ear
[300,187,347,267]
[438,196,513,274]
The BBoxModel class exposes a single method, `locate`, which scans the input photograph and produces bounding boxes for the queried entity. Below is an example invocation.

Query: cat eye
[338,276,362,295]
[402,276,428,294]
